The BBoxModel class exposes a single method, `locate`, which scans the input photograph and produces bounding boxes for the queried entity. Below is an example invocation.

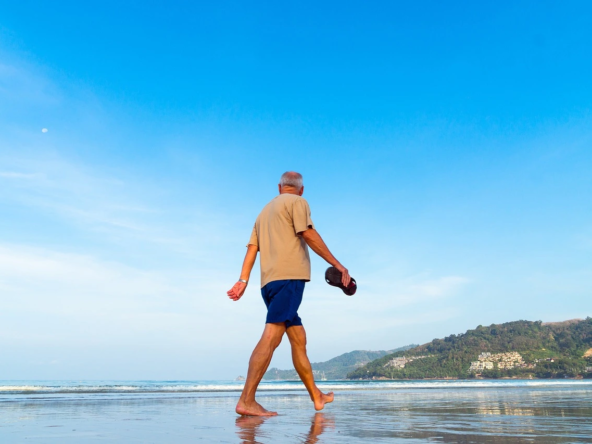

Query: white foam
[1,379,591,395]
[0,386,45,392]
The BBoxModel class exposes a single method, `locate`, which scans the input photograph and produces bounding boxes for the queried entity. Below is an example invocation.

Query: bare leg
[236,322,286,416]
[286,326,334,411]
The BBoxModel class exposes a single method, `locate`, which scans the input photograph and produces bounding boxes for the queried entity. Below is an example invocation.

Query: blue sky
[1,1,591,380]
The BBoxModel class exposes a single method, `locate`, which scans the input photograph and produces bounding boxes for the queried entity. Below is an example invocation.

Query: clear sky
[1,1,591,380]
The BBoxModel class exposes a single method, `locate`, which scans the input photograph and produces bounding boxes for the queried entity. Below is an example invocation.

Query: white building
[385,357,407,368]
[469,361,494,372]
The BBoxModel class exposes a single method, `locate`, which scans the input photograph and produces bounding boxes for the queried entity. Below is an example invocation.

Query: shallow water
[1,381,591,443]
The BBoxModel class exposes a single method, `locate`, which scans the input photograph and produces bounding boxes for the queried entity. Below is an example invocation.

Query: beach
[1,380,591,443]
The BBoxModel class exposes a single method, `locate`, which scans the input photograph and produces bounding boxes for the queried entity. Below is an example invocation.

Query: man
[227,171,351,416]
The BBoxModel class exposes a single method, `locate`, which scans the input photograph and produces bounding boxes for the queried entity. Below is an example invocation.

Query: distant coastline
[263,344,418,381]
[266,318,592,382]
[349,318,592,380]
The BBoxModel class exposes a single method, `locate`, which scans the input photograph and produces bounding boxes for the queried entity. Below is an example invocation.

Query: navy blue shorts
[261,280,305,328]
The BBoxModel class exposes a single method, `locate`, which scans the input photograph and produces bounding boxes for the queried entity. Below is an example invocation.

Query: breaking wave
[1,379,591,395]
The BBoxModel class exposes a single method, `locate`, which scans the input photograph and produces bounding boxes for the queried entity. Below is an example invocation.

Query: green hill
[347,318,592,380]
[263,344,418,380]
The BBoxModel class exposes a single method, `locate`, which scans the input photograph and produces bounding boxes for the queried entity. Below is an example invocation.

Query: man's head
[279,171,304,196]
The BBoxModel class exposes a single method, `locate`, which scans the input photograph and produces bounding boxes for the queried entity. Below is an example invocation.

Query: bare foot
[312,390,334,411]
[236,399,278,416]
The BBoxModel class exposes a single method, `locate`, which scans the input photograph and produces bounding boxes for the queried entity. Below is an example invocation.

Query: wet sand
[1,385,591,443]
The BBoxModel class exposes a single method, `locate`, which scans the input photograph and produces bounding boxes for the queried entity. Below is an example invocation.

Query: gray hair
[279,171,303,190]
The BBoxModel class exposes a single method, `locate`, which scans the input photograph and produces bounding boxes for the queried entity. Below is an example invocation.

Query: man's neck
[280,188,300,195]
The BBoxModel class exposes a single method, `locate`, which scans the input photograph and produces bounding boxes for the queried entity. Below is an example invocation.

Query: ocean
[1,379,591,442]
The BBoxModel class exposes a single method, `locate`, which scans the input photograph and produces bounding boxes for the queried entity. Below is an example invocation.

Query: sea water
[1,379,591,442]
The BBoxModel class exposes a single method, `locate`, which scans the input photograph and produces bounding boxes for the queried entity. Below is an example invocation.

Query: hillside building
[384,356,428,369]
[469,352,529,372]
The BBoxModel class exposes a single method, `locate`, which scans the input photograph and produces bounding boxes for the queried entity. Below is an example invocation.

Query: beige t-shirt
[248,193,314,288]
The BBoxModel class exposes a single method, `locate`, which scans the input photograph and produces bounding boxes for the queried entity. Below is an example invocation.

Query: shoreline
[2,379,592,398]
[267,375,590,381]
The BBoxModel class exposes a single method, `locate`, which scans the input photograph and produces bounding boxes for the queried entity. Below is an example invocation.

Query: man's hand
[227,281,247,301]
[228,245,258,302]
[336,264,351,287]
[300,229,351,287]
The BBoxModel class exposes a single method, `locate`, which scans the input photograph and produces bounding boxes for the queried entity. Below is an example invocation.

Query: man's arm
[300,228,351,287]
[227,244,258,301]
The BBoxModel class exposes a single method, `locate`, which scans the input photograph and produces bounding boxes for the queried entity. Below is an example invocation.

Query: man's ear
[278,184,282,194]
[299,186,304,196]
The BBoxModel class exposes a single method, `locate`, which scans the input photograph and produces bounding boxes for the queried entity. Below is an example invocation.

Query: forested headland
[347,318,592,380]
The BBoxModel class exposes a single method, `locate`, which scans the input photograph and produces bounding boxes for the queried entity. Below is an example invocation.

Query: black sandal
[325,267,357,296]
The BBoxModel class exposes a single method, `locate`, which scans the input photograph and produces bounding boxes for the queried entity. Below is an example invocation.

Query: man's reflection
[235,412,334,444]
[304,413,334,443]
[235,415,268,444]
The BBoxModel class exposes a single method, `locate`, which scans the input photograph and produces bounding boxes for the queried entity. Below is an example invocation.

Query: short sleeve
[292,198,314,234]
[247,224,259,248]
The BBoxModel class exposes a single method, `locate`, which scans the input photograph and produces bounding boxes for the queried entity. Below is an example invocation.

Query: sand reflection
[235,413,334,444]
[303,413,334,443]
[235,416,268,444]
